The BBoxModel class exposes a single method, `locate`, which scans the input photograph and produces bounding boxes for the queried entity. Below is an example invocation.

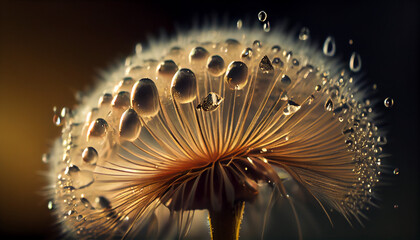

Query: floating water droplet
[95,196,111,209]
[157,60,178,80]
[323,36,336,56]
[263,21,271,32]
[280,74,291,86]
[283,100,301,115]
[299,27,310,41]
[189,47,209,64]
[225,61,249,90]
[125,65,143,79]
[65,165,80,177]
[325,98,334,111]
[241,48,253,60]
[112,91,130,110]
[131,78,160,117]
[259,56,274,74]
[119,108,142,141]
[384,97,394,108]
[207,55,225,77]
[393,168,399,175]
[349,52,362,72]
[87,118,108,140]
[171,68,197,103]
[236,19,243,30]
[258,11,267,22]
[82,147,98,165]
[196,92,223,112]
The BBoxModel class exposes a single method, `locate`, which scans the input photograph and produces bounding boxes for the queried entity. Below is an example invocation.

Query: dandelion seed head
[46,20,387,239]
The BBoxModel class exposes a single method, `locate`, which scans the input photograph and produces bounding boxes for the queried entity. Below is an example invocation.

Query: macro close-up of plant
[0,1,418,240]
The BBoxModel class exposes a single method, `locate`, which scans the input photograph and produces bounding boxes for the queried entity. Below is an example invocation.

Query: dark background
[0,0,418,239]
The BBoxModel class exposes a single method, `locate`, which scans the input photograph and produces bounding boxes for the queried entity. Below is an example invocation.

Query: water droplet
[253,40,262,48]
[315,85,322,91]
[119,108,142,141]
[87,118,108,140]
[292,58,299,66]
[283,100,301,115]
[48,200,54,210]
[223,39,240,52]
[280,74,291,86]
[76,215,84,222]
[65,165,80,177]
[377,136,387,145]
[299,27,310,41]
[157,60,178,81]
[263,21,271,32]
[384,97,394,108]
[271,45,281,53]
[259,56,274,74]
[112,91,130,110]
[125,65,143,79]
[196,92,223,112]
[258,11,267,22]
[131,78,160,117]
[349,52,362,72]
[272,58,284,68]
[82,147,98,165]
[325,98,334,111]
[241,48,253,60]
[98,93,113,107]
[207,55,225,77]
[42,153,49,164]
[236,19,243,30]
[393,168,399,175]
[189,47,209,64]
[95,196,111,209]
[323,36,336,56]
[225,61,249,90]
[171,68,197,103]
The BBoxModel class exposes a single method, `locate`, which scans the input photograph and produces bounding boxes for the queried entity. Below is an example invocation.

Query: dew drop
[98,93,113,108]
[263,21,271,32]
[189,47,210,64]
[323,36,336,56]
[125,65,143,79]
[393,168,399,175]
[236,19,243,30]
[377,136,387,145]
[196,92,223,112]
[225,61,249,90]
[82,147,98,165]
[259,56,274,74]
[325,98,334,111]
[280,74,291,86]
[292,58,299,66]
[271,45,281,53]
[241,48,253,60]
[119,108,142,142]
[207,55,225,77]
[258,11,267,22]
[384,97,394,108]
[272,58,284,68]
[171,68,197,103]
[87,118,108,140]
[76,215,84,222]
[95,196,111,209]
[299,27,310,41]
[111,91,131,110]
[65,165,80,177]
[283,100,301,116]
[157,60,178,81]
[349,52,362,72]
[253,40,262,48]
[131,78,160,117]
[315,85,322,91]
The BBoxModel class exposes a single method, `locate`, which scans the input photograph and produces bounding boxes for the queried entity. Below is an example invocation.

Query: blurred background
[0,0,418,239]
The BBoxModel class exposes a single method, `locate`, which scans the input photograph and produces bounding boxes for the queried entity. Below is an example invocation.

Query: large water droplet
[189,47,210,64]
[207,55,225,77]
[119,108,142,142]
[272,58,284,68]
[323,36,336,56]
[280,74,291,86]
[131,78,160,117]
[225,61,249,90]
[87,118,108,140]
[197,92,223,112]
[82,147,98,165]
[263,21,271,32]
[283,100,301,115]
[299,27,310,41]
[65,165,80,177]
[258,11,267,22]
[171,68,197,103]
[384,97,394,108]
[349,52,362,72]
[259,56,274,74]
[111,91,130,110]
[157,60,178,81]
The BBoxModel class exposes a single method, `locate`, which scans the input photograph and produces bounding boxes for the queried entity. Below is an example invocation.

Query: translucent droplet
[125,65,143,79]
[111,91,130,110]
[87,118,108,140]
[207,55,225,77]
[72,171,94,189]
[299,27,310,41]
[241,48,253,60]
[258,11,267,22]
[315,85,322,91]
[196,92,223,112]
[48,200,54,210]
[119,108,142,141]
[171,68,197,103]
[263,21,271,32]
[280,74,291,86]
[131,78,160,117]
[271,45,281,53]
[65,165,80,177]
[283,100,301,116]
[82,147,98,165]
[259,56,274,74]
[225,61,249,90]
[223,39,240,52]
[393,168,399,175]
[237,19,243,30]
[349,52,362,72]
[272,58,284,68]
[95,196,111,209]
[76,215,84,222]
[52,107,63,126]
[325,98,334,111]
[157,60,178,80]
[189,47,209,64]
[253,40,262,48]
[384,97,394,108]
[323,36,336,56]
[377,136,387,145]
[98,93,113,107]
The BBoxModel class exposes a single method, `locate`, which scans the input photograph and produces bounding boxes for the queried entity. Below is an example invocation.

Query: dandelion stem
[208,201,245,240]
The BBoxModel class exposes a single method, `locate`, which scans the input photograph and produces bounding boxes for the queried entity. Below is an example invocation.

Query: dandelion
[45,18,387,240]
